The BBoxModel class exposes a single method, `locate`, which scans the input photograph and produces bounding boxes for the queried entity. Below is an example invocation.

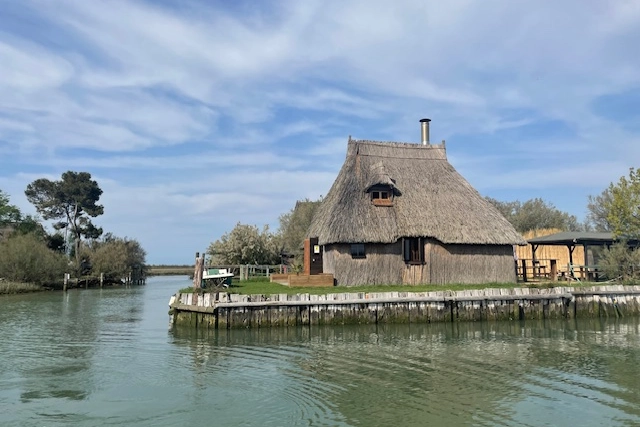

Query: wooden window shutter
[403,238,410,262]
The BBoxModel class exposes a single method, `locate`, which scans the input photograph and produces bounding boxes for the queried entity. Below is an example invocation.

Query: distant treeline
[147,265,194,276]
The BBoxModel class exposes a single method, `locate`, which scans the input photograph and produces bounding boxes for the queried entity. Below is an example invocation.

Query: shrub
[599,241,640,282]
[89,237,147,280]
[0,233,68,285]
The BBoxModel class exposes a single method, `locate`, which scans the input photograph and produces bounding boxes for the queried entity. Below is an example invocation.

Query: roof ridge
[351,139,445,148]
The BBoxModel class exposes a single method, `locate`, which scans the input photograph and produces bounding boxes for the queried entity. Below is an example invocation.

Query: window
[403,238,424,264]
[371,191,389,200]
[371,189,393,206]
[350,244,366,259]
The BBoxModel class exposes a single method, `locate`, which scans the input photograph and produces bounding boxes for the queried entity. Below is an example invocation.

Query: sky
[1,1,640,264]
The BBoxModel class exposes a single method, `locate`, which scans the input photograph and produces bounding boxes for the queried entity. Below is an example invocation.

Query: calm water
[1,276,640,426]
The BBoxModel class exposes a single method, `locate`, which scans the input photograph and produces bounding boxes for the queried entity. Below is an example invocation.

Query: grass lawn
[179,277,607,296]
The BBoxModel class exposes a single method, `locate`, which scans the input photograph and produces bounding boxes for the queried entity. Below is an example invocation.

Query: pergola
[527,232,616,266]
[527,232,639,280]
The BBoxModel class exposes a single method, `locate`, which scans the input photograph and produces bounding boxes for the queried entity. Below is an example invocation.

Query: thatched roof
[308,139,526,246]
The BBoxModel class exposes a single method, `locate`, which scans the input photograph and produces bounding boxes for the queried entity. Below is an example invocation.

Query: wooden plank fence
[169,285,640,329]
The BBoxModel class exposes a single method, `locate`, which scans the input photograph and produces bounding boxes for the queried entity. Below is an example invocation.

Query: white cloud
[0,38,74,91]
[1,0,640,262]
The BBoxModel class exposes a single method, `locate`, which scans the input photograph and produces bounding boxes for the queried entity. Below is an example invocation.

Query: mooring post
[193,252,203,289]
[63,273,69,292]
[100,273,104,288]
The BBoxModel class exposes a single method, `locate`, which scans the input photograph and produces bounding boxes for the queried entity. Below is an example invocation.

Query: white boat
[202,268,234,287]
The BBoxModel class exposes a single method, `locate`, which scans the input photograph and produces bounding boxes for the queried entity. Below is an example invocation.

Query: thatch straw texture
[324,242,405,285]
[427,242,515,284]
[326,240,515,286]
[308,140,525,246]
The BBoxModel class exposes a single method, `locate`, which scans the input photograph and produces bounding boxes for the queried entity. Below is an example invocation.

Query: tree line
[208,199,322,270]
[208,168,640,281]
[0,171,146,288]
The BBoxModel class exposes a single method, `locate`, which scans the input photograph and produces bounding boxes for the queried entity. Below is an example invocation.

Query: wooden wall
[426,241,516,284]
[324,242,405,285]
[323,240,516,285]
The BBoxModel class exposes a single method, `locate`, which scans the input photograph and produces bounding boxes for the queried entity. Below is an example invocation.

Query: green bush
[0,233,68,285]
[599,241,640,283]
[88,237,147,279]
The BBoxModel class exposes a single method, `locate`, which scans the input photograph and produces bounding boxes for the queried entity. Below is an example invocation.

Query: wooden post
[193,252,203,289]
[303,238,311,275]
[521,259,528,282]
[63,273,69,292]
[100,273,104,288]
[550,260,557,282]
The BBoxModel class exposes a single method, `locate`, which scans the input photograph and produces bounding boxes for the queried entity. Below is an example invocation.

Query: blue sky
[1,1,639,264]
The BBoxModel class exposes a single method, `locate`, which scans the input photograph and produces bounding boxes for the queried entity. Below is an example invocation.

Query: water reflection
[0,287,146,425]
[1,278,640,427]
[171,319,640,426]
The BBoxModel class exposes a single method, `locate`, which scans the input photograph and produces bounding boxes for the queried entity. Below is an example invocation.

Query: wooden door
[304,237,323,275]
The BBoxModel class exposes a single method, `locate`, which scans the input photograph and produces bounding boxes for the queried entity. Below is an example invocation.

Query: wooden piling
[169,286,640,329]
[193,252,204,290]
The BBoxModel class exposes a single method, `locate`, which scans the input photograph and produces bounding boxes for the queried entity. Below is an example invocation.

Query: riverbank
[0,281,44,294]
[169,284,640,328]
[0,277,144,295]
[147,266,192,276]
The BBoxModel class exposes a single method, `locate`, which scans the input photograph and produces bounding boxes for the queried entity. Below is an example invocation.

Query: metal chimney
[420,118,431,145]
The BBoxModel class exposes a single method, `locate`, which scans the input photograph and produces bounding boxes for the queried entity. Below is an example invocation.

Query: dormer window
[370,187,393,206]
[371,190,389,200]
[365,165,401,207]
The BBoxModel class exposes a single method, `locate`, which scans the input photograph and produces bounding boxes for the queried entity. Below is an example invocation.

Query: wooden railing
[516,258,558,282]
[205,264,289,281]
[517,259,604,282]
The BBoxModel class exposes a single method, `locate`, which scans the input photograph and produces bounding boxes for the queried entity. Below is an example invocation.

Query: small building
[306,119,526,286]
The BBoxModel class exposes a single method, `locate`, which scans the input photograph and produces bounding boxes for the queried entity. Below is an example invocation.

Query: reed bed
[0,281,44,294]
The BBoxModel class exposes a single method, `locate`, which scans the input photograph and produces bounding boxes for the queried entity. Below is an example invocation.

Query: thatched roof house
[307,121,525,286]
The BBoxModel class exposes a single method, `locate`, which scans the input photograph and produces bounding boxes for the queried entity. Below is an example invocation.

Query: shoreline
[169,285,640,328]
[0,281,45,295]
